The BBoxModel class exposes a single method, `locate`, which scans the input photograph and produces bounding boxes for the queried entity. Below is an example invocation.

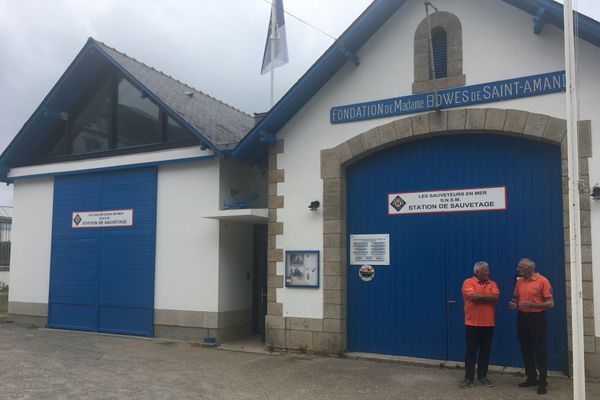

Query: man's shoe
[459,378,474,388]
[537,384,547,395]
[518,379,538,387]
[478,377,495,387]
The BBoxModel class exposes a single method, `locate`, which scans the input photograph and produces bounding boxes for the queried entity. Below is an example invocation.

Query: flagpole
[270,3,277,107]
[563,0,586,399]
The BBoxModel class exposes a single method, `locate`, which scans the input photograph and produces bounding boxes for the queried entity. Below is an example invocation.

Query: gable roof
[0,38,254,174]
[232,0,600,162]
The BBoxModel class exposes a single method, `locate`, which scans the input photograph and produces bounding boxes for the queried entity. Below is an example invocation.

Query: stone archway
[319,107,593,358]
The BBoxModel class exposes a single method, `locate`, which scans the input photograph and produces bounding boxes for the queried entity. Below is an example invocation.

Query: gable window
[413,11,465,94]
[117,78,161,148]
[71,80,112,154]
[431,27,447,79]
[167,116,194,142]
[36,74,198,161]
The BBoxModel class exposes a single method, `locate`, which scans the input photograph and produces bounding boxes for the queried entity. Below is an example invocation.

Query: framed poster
[285,250,319,288]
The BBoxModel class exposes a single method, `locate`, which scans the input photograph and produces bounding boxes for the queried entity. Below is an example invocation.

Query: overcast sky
[0,0,598,208]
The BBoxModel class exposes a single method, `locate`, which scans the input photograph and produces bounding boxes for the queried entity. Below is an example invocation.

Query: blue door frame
[346,134,567,372]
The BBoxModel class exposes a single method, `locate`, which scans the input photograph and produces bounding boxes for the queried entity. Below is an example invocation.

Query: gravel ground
[0,322,598,400]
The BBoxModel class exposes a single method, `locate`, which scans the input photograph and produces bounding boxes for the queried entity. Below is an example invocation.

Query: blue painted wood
[346,134,567,372]
[48,167,157,336]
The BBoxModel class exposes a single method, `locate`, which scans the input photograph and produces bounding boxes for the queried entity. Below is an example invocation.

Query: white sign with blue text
[331,71,565,124]
[388,187,507,215]
[72,209,134,228]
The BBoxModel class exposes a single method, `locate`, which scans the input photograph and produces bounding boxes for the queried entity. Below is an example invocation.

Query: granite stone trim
[413,11,465,94]
[265,138,285,346]
[265,316,347,354]
[9,314,47,327]
[8,301,48,317]
[318,109,596,370]
[0,266,9,272]
[154,323,252,343]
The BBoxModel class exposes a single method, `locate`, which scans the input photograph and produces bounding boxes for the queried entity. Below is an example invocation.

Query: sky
[0,0,599,209]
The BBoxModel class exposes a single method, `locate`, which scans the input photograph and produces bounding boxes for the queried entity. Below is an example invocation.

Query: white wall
[154,159,221,312]
[218,221,253,312]
[8,146,212,180]
[219,158,267,209]
[274,0,600,325]
[8,177,53,305]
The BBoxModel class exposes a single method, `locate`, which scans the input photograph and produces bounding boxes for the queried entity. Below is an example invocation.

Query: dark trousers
[517,311,547,385]
[464,325,494,380]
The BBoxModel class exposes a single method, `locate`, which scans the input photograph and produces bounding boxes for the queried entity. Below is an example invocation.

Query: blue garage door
[48,168,157,336]
[346,134,567,372]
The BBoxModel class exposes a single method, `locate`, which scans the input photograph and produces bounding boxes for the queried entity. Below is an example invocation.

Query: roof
[0,38,254,175]
[232,0,600,162]
[94,40,254,150]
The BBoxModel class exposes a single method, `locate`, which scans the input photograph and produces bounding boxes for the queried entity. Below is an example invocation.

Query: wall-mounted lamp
[308,201,320,211]
[591,184,600,201]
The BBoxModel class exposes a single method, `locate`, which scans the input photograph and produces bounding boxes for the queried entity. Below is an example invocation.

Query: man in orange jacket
[459,261,500,388]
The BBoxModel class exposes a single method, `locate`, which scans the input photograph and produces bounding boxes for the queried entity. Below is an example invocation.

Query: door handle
[261,289,267,304]
[446,300,457,304]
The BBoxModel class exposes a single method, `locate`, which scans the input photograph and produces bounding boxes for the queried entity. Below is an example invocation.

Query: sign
[350,234,390,265]
[388,187,506,215]
[358,265,375,282]
[72,209,134,228]
[285,251,320,288]
[330,70,565,124]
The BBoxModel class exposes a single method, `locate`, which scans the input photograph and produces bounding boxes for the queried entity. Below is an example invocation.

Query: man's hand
[519,300,536,309]
[468,293,481,301]
[508,300,518,309]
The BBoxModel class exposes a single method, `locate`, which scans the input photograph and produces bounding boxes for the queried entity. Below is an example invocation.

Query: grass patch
[0,293,7,315]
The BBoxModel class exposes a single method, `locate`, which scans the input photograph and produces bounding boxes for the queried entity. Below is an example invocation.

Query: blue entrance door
[48,168,157,336]
[346,134,567,372]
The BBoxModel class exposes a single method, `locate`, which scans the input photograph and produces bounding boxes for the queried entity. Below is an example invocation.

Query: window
[413,11,465,94]
[431,28,447,79]
[117,78,161,148]
[166,116,195,142]
[37,75,198,160]
[71,80,111,154]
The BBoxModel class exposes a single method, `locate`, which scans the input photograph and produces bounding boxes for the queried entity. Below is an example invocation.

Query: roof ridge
[88,37,253,118]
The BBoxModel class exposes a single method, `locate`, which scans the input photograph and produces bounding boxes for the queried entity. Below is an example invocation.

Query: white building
[3,0,600,378]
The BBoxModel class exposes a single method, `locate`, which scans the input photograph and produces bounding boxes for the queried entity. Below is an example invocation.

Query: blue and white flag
[261,0,289,75]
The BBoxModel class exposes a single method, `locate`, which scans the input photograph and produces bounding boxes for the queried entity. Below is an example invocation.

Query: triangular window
[37,75,198,161]
[117,78,161,148]
[71,80,112,153]
[166,116,195,142]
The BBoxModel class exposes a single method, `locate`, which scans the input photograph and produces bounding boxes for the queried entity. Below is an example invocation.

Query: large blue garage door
[347,134,567,372]
[48,168,157,336]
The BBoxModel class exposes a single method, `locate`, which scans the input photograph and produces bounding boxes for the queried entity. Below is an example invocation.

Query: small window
[431,28,447,79]
[117,78,161,148]
[71,80,112,154]
[166,116,195,142]
[413,11,464,94]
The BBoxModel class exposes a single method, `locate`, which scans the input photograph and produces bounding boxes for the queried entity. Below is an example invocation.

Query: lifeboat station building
[3,0,600,378]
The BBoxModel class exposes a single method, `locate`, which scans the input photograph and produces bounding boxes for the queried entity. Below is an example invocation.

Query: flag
[261,0,289,75]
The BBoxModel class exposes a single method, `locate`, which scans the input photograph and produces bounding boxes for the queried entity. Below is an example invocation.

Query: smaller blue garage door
[48,168,157,336]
